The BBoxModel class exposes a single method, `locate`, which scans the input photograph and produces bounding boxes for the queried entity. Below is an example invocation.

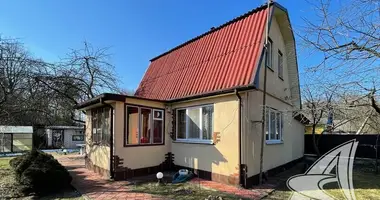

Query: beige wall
[239,10,304,177]
[241,90,304,177]
[85,109,110,171]
[113,98,171,169]
[257,15,292,104]
[171,94,240,177]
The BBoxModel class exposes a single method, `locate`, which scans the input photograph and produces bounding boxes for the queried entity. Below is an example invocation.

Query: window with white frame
[125,105,164,145]
[266,38,273,69]
[278,50,283,79]
[265,107,283,142]
[176,105,214,143]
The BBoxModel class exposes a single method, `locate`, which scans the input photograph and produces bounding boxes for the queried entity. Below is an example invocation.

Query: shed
[45,126,85,149]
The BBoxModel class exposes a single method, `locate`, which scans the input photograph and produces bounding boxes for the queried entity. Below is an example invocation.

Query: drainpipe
[100,98,114,180]
[235,89,245,187]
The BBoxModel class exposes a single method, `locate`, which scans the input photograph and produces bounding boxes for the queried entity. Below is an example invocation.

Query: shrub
[10,149,72,195]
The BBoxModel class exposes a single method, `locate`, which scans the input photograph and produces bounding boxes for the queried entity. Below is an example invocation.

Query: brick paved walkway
[57,155,161,200]
[57,155,275,200]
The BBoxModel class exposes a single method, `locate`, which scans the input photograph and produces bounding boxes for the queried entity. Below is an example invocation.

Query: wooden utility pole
[259,0,271,185]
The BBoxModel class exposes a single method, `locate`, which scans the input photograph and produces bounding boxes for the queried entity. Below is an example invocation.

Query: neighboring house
[0,126,33,153]
[45,126,85,149]
[305,117,375,135]
[76,2,305,188]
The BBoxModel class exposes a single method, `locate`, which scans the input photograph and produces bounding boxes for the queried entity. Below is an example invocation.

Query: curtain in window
[202,106,213,140]
[177,110,186,139]
[140,108,151,143]
[153,120,163,143]
[276,112,281,140]
[127,107,139,144]
[188,108,200,139]
[270,111,276,139]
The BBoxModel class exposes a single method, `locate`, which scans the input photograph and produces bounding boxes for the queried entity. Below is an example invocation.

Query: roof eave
[75,93,167,110]
[75,93,126,110]
[166,85,256,103]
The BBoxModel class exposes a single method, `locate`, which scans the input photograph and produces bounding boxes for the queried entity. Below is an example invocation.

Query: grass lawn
[130,182,245,200]
[0,157,83,200]
[264,164,380,200]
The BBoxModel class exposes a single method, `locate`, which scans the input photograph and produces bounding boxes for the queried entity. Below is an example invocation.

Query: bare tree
[0,37,121,126]
[302,85,336,156]
[300,0,380,114]
[34,41,120,124]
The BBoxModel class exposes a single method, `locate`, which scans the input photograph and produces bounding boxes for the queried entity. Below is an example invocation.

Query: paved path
[57,155,161,200]
[57,155,274,200]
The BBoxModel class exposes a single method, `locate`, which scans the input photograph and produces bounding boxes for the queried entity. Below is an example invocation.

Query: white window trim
[176,105,214,144]
[153,109,163,121]
[125,106,164,145]
[265,107,283,144]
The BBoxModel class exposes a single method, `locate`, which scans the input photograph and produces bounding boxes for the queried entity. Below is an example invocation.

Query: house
[0,126,33,153]
[45,126,85,149]
[76,2,305,188]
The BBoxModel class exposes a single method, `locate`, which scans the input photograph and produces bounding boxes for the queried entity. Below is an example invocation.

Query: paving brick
[57,155,275,200]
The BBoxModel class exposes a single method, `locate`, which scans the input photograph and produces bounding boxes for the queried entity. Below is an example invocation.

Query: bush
[10,149,72,195]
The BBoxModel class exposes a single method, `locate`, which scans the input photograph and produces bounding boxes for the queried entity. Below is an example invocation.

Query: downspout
[100,98,114,179]
[235,89,246,187]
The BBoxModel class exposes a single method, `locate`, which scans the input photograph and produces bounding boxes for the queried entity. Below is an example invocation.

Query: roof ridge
[150,1,274,62]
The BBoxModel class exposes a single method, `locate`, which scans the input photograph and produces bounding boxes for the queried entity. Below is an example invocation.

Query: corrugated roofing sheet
[135,4,271,100]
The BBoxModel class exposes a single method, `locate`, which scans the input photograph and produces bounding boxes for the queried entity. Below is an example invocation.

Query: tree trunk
[356,113,371,134]
[312,124,321,157]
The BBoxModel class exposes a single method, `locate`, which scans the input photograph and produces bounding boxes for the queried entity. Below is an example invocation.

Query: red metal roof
[135,4,271,101]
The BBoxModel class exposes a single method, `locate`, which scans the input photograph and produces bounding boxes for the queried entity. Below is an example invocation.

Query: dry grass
[131,182,245,200]
[264,163,380,200]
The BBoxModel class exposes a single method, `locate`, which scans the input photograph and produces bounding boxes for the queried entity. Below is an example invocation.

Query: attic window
[266,38,273,70]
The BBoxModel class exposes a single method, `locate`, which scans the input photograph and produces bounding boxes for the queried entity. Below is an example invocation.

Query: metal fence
[305,134,380,159]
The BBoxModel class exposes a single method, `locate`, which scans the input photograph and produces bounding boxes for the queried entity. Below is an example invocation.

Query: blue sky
[0,0,317,91]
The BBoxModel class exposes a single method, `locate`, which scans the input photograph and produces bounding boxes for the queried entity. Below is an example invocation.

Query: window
[72,135,84,141]
[265,107,283,143]
[153,110,163,143]
[91,107,111,145]
[125,106,164,145]
[278,50,283,79]
[176,105,214,143]
[177,110,186,139]
[266,38,273,69]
